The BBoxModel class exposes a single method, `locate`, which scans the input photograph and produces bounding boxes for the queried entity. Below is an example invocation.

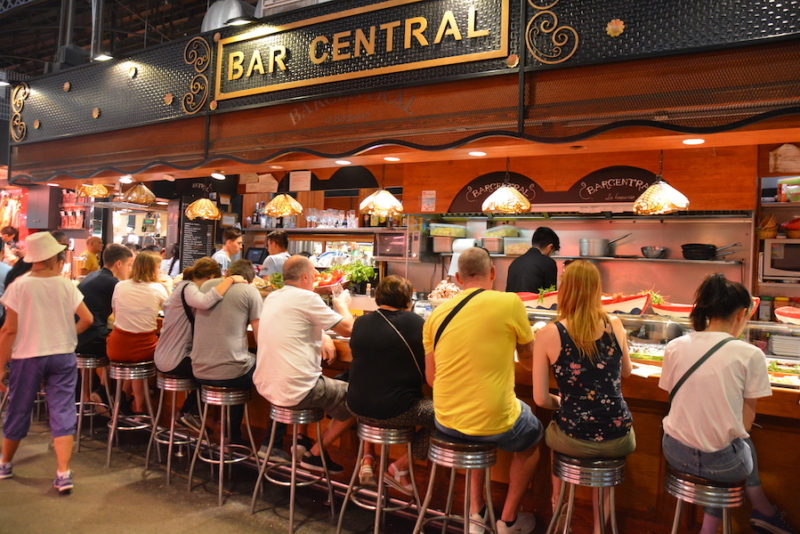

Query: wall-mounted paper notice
[421,190,436,212]
[290,171,312,191]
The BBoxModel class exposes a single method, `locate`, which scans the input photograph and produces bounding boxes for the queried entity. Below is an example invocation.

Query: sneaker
[468,505,489,534]
[300,452,344,475]
[0,462,12,479]
[496,511,536,534]
[179,413,203,433]
[54,470,74,495]
[293,434,315,456]
[257,446,291,464]
[751,509,795,534]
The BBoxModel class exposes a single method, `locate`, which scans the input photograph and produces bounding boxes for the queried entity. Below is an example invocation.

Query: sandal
[359,454,376,486]
[384,462,413,495]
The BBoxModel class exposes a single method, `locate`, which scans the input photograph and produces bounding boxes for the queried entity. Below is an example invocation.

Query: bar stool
[188,385,258,506]
[75,353,113,452]
[106,361,158,468]
[545,453,627,534]
[664,464,745,534]
[145,372,201,484]
[250,405,336,533]
[336,422,421,534]
[412,430,498,534]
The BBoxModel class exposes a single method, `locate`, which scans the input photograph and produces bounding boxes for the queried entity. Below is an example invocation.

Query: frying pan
[681,242,740,260]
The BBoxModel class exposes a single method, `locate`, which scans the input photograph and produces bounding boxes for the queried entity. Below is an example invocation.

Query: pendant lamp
[633,151,690,215]
[482,158,531,214]
[264,193,303,217]
[76,184,109,198]
[359,166,404,217]
[121,182,156,205]
[185,198,222,220]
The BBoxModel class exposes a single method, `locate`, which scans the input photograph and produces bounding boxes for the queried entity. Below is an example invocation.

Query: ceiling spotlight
[162,173,175,182]
[468,151,487,157]
[335,160,351,165]
[269,165,284,170]
[383,157,401,162]
[94,52,113,61]
[682,139,705,145]
[119,175,133,184]
[46,183,60,187]
[211,171,226,180]
[225,14,256,25]
[156,200,169,205]
[0,80,10,87]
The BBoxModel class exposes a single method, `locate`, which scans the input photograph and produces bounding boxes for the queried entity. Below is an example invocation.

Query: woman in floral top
[533,260,634,534]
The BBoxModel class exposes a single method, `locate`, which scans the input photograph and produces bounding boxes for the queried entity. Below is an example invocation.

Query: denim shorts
[436,400,544,453]
[3,353,78,441]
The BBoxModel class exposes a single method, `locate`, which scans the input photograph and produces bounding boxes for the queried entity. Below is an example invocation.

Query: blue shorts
[3,353,78,441]
[436,400,544,453]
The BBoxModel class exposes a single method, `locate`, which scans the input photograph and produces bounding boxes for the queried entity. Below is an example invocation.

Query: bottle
[758,296,773,322]
[365,283,372,298]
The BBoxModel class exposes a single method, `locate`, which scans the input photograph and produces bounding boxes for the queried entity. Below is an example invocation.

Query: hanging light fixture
[76,184,109,198]
[633,151,690,215]
[264,193,303,217]
[360,166,404,217]
[185,198,222,220]
[482,158,531,214]
[121,182,156,205]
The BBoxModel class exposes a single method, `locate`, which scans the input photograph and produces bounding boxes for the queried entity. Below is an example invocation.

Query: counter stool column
[336,422,421,534]
[545,453,627,534]
[250,405,336,534]
[145,373,200,484]
[75,354,113,452]
[106,361,157,468]
[663,464,745,534]
[187,385,258,506]
[412,430,498,534]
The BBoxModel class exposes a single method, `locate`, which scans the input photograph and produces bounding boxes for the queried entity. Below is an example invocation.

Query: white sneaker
[468,507,489,534]
[496,512,536,534]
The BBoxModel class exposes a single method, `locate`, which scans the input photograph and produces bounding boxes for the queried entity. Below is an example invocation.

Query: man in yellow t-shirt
[423,247,542,534]
[80,236,103,275]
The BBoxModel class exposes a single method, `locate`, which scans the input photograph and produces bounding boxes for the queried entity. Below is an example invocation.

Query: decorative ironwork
[9,82,28,142]
[182,74,208,114]
[526,0,579,65]
[184,36,210,74]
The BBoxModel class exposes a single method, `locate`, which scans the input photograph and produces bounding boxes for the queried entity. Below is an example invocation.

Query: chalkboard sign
[180,197,216,270]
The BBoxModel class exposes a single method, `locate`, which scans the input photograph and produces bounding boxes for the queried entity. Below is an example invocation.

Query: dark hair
[142,244,160,253]
[103,243,133,267]
[531,227,560,251]
[50,230,67,246]
[267,230,289,250]
[222,227,242,242]
[168,243,180,275]
[5,260,31,288]
[690,273,751,331]
[374,275,413,309]
[227,259,255,282]
[182,257,222,281]
[1,226,18,241]
[124,243,140,253]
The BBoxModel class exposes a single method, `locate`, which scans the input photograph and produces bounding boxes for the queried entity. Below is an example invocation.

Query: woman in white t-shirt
[107,251,169,414]
[660,274,794,534]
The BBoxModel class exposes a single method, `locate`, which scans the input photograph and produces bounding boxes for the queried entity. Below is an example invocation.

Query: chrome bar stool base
[336,422,421,534]
[412,430,498,534]
[545,453,627,534]
[75,354,112,452]
[250,405,336,534]
[106,361,158,468]
[188,385,258,506]
[145,373,200,485]
[664,464,745,534]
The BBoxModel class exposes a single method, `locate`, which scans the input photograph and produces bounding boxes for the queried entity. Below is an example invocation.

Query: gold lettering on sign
[468,7,489,38]
[380,21,401,52]
[404,17,428,49]
[228,51,245,80]
[247,49,265,76]
[271,46,287,72]
[354,27,376,57]
[434,11,462,43]
[310,36,329,64]
[333,31,352,61]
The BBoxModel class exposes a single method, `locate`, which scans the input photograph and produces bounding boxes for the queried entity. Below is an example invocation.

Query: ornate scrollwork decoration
[525,0,579,65]
[182,74,208,115]
[184,37,210,74]
[9,83,30,142]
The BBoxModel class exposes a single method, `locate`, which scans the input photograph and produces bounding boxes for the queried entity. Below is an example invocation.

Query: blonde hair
[556,260,608,363]
[130,251,161,283]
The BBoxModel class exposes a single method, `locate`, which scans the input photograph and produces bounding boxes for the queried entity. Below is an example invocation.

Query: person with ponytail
[160,243,181,278]
[660,273,794,534]
[533,260,634,534]
[153,257,245,430]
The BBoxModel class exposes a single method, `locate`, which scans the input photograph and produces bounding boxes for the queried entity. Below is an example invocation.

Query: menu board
[180,197,216,270]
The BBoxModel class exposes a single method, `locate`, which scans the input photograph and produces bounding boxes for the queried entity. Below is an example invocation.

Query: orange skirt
[106,328,158,363]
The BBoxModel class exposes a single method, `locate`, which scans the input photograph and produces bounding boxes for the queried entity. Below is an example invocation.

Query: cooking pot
[681,242,740,260]
[579,233,632,257]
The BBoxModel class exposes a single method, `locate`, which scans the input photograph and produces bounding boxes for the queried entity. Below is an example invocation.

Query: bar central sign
[214,0,508,101]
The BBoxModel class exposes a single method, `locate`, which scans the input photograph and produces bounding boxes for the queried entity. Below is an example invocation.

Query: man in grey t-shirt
[190,260,262,444]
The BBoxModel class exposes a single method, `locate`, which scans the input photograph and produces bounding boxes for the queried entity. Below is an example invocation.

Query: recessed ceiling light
[269,165,284,170]
[384,157,401,162]
[162,173,175,182]
[156,200,169,205]
[81,183,92,187]
[119,175,133,184]
[0,80,10,87]
[335,160,351,165]
[46,183,60,187]
[682,139,705,145]
[468,151,487,157]
[94,52,113,61]
[211,171,225,180]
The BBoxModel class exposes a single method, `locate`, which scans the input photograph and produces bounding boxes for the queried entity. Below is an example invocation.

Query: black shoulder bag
[666,336,734,414]
[433,289,485,350]
[180,284,195,335]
